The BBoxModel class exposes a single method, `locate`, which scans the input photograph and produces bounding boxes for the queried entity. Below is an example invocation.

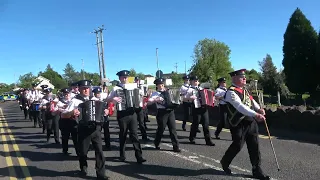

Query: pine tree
[282,8,318,94]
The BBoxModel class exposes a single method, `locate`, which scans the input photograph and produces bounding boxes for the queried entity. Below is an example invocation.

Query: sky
[0,0,319,84]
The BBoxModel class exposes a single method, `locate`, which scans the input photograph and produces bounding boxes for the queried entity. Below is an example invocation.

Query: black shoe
[154,142,160,149]
[62,151,69,155]
[119,156,126,162]
[215,134,221,139]
[220,159,232,175]
[137,157,146,164]
[197,129,201,133]
[80,166,88,176]
[189,138,196,144]
[252,168,271,180]
[173,147,181,153]
[96,171,109,180]
[206,141,215,146]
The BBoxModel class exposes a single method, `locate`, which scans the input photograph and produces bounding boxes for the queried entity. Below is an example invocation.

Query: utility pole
[98,25,106,79]
[184,60,187,74]
[156,48,159,71]
[174,62,178,73]
[92,29,102,80]
[91,25,106,83]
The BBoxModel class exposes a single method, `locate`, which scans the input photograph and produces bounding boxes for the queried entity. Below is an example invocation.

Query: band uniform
[148,77,181,152]
[62,80,109,179]
[214,77,228,139]
[107,70,146,164]
[59,87,79,155]
[40,88,60,144]
[220,69,270,180]
[186,75,215,146]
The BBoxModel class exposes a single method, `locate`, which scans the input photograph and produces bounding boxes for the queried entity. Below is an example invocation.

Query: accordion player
[159,89,181,109]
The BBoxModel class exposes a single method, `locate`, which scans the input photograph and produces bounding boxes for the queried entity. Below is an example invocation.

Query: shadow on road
[0,166,96,179]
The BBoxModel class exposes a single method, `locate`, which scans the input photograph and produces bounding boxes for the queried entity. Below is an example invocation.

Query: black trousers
[59,118,79,154]
[135,108,148,139]
[28,109,33,121]
[154,109,179,148]
[32,111,42,127]
[189,107,211,142]
[215,104,227,136]
[143,108,149,125]
[23,108,28,119]
[103,116,110,148]
[117,110,143,159]
[41,110,46,132]
[46,114,60,142]
[78,123,105,175]
[221,120,261,169]
[182,102,191,127]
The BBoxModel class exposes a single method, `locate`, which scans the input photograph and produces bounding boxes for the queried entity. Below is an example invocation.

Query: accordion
[78,100,105,122]
[160,89,181,109]
[115,89,135,111]
[193,89,215,108]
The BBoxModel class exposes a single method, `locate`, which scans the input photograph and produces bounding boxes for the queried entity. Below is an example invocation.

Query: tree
[63,63,79,85]
[136,73,145,80]
[171,72,183,87]
[189,38,233,85]
[246,69,262,81]
[129,68,137,77]
[258,54,279,95]
[17,72,38,88]
[0,83,15,94]
[40,64,68,89]
[282,8,318,94]
[81,70,100,85]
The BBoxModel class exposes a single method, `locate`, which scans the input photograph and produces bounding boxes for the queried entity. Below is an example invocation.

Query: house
[35,76,55,90]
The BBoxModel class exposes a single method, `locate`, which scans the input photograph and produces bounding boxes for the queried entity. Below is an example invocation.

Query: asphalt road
[0,101,320,180]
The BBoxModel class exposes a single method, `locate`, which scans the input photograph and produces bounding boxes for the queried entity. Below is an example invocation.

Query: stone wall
[147,104,320,134]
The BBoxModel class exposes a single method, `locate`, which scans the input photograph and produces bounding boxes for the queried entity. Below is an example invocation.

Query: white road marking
[144,144,255,180]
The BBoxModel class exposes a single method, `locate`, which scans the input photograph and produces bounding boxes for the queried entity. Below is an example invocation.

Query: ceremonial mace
[254,80,280,171]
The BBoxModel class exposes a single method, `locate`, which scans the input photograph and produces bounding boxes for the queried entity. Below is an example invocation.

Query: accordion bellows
[78,100,105,122]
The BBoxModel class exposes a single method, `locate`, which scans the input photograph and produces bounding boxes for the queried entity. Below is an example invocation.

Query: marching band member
[40,85,49,133]
[179,75,191,131]
[70,82,79,98]
[62,80,109,179]
[186,75,215,146]
[220,69,270,180]
[107,70,146,164]
[59,88,79,155]
[21,89,30,119]
[148,78,181,152]
[134,76,149,141]
[28,83,44,129]
[92,87,111,150]
[214,77,228,139]
[40,88,60,144]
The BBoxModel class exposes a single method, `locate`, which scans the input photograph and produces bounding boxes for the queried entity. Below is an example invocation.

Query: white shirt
[148,91,166,109]
[63,95,98,113]
[186,85,203,108]
[215,86,227,105]
[179,84,191,102]
[27,90,43,103]
[224,85,260,117]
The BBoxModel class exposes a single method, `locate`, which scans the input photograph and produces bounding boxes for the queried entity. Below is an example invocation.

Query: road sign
[155,70,163,78]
